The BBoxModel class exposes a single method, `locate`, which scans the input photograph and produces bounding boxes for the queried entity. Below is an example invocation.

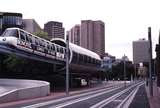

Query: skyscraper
[44,21,64,39]
[23,19,42,33]
[93,21,105,58]
[68,24,80,45]
[133,38,150,64]
[0,12,23,35]
[80,20,94,51]
[80,20,105,58]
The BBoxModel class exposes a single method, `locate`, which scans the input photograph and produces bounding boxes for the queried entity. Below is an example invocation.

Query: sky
[1,0,160,60]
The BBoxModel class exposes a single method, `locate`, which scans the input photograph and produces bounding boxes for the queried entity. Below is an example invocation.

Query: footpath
[129,80,160,108]
[146,81,160,108]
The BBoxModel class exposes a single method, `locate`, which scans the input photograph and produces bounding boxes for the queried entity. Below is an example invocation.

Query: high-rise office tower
[0,12,23,35]
[68,24,80,45]
[133,38,150,64]
[44,21,65,39]
[23,19,42,33]
[80,20,105,58]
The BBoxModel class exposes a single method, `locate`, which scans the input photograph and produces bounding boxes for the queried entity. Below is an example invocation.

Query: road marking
[90,82,143,108]
[49,86,123,108]
[113,99,122,102]
[23,84,123,108]
[117,82,144,108]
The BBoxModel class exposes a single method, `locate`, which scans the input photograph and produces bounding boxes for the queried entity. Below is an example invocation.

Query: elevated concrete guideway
[0,79,50,103]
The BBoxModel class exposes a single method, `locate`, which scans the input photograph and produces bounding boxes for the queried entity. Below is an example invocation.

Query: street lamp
[66,32,69,96]
[123,54,126,87]
[148,27,153,96]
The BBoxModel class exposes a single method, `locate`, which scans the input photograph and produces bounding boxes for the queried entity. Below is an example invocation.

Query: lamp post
[148,27,153,96]
[66,32,69,96]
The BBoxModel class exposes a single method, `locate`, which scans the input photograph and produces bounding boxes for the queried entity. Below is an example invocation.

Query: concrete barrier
[0,79,50,103]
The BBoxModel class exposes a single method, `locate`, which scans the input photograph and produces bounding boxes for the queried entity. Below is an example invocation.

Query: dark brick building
[0,12,23,35]
[44,21,65,39]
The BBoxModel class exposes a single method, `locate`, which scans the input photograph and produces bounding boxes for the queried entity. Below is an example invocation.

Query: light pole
[148,27,153,96]
[66,32,69,96]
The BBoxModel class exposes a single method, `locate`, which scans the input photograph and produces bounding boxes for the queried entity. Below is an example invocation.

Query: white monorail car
[50,38,102,73]
[0,28,65,60]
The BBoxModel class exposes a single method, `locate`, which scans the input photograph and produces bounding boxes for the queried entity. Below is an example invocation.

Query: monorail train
[0,28,102,86]
[0,27,101,74]
[0,28,65,60]
[50,38,101,74]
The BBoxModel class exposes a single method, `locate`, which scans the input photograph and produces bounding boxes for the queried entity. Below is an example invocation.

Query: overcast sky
[1,0,160,60]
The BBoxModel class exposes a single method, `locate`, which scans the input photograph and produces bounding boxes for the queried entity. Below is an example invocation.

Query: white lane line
[117,82,144,108]
[90,82,143,108]
[23,84,123,108]
[49,86,123,108]
[113,99,123,102]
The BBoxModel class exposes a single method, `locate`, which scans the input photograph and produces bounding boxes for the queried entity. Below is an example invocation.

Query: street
[19,81,144,108]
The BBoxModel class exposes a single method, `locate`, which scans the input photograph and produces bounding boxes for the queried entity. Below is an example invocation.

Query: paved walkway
[146,81,160,108]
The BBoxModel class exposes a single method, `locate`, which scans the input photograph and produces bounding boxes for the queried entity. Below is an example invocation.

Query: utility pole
[66,32,69,96]
[148,27,153,96]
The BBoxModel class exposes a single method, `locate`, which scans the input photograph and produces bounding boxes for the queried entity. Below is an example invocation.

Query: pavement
[0,80,159,108]
[129,84,150,108]
[146,80,160,108]
[0,81,114,108]
[129,80,160,108]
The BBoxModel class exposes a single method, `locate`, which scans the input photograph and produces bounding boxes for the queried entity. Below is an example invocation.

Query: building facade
[133,38,150,64]
[0,12,23,35]
[80,20,105,58]
[23,19,42,33]
[44,21,64,39]
[155,34,160,87]
[68,24,80,45]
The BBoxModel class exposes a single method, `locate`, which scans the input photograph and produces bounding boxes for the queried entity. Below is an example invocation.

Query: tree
[33,31,49,40]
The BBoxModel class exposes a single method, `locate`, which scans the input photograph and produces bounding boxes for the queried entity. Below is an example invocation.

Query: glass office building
[0,12,23,35]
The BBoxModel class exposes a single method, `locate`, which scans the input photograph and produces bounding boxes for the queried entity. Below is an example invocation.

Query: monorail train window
[35,37,39,45]
[72,52,77,63]
[47,42,50,49]
[92,58,95,63]
[88,57,92,63]
[2,29,19,37]
[20,31,26,41]
[42,40,45,47]
[60,47,63,53]
[39,40,42,46]
[56,46,60,52]
[27,34,32,43]
[52,44,55,51]
[84,55,87,62]
[79,54,83,62]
